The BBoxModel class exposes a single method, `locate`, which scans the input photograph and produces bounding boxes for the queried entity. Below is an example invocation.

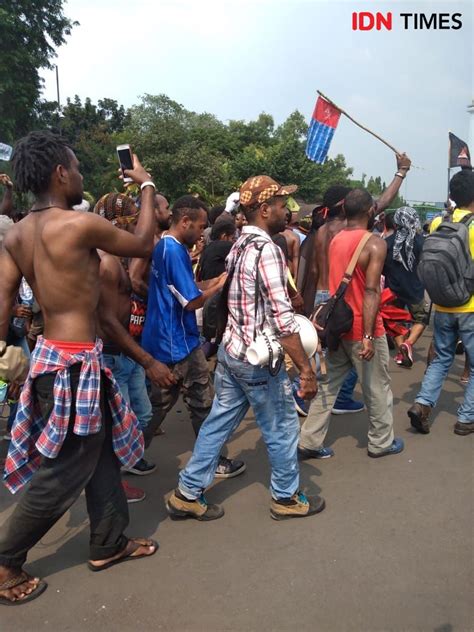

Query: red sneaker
[122,480,146,503]
[399,342,414,368]
[394,352,403,365]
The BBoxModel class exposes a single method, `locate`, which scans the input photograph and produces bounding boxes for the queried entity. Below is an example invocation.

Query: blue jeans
[179,347,300,500]
[416,311,474,423]
[103,353,152,431]
[315,290,358,406]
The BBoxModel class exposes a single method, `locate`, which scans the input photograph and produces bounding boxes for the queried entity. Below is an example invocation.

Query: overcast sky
[41,0,473,202]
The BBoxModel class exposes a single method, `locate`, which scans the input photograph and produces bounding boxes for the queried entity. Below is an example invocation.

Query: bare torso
[96,252,132,343]
[315,218,347,291]
[4,208,101,342]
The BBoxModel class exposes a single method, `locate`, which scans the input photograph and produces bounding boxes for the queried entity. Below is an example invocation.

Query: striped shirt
[3,337,144,494]
[223,226,299,362]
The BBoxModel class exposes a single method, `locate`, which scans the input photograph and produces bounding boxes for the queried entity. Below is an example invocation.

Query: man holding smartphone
[0,131,159,605]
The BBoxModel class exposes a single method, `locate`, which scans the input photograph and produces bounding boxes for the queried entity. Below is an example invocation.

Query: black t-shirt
[383,233,425,305]
[199,240,233,281]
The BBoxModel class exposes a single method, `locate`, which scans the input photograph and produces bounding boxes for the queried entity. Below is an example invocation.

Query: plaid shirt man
[223,226,299,362]
[3,337,144,494]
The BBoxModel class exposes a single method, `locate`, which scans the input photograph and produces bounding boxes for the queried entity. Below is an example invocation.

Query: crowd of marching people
[0,131,472,604]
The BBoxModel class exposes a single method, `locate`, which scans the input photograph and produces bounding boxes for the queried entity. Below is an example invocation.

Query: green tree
[43,96,131,198]
[0,0,76,143]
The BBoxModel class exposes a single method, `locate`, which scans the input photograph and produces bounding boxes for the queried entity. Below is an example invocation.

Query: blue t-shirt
[142,235,202,364]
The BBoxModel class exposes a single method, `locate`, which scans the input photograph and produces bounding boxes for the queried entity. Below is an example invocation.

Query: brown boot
[454,421,474,435]
[407,403,431,434]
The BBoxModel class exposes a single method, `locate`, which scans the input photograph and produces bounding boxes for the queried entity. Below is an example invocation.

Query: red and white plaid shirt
[3,337,144,494]
[223,226,299,362]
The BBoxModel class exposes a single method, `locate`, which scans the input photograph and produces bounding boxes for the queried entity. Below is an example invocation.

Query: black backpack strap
[460,213,474,227]
[253,241,267,341]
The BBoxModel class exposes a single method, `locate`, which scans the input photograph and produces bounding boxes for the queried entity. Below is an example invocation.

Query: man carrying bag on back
[408,170,474,435]
[300,189,404,459]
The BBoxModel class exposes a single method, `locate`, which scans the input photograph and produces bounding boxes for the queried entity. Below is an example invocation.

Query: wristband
[140,181,156,191]
[395,172,406,180]
[300,374,316,382]
[363,334,375,341]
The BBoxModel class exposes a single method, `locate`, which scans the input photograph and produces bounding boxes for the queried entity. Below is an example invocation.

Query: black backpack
[418,214,474,307]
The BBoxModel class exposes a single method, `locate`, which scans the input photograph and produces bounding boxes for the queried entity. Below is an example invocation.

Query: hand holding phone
[116,149,152,187]
[117,144,134,184]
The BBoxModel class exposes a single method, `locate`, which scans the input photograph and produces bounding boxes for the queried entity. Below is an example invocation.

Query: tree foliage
[22,92,390,208]
[0,0,77,143]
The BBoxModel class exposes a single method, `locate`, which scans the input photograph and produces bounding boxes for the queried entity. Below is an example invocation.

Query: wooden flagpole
[317,90,401,156]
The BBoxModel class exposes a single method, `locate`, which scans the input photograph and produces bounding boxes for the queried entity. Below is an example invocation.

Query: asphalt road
[1,330,472,632]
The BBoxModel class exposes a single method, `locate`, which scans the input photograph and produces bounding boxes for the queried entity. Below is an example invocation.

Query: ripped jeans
[179,346,300,500]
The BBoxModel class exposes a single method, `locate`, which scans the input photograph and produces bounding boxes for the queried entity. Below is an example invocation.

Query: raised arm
[81,156,156,259]
[360,236,387,361]
[376,153,411,212]
[0,175,14,217]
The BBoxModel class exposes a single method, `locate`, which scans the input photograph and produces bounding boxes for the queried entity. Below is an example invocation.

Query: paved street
[1,330,472,631]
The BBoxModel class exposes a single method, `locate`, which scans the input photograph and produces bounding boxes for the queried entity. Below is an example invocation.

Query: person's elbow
[133,233,154,258]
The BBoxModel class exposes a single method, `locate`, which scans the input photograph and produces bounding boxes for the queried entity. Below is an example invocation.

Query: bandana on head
[93,193,139,226]
[393,206,421,272]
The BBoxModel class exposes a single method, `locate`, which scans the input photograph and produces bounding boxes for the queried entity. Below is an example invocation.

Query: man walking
[408,170,474,435]
[142,196,244,478]
[299,188,404,459]
[0,132,158,605]
[166,176,325,521]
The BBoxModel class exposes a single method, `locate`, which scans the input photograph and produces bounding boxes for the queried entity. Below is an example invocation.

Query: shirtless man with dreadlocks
[0,131,158,605]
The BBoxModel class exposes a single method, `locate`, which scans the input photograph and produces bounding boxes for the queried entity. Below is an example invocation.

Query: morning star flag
[305,97,342,163]
[449,132,471,169]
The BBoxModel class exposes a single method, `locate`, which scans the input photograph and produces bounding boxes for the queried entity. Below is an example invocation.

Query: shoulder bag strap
[334,232,372,298]
[460,212,474,227]
[253,241,268,340]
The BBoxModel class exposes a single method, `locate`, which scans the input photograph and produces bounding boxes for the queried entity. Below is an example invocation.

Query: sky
[40,0,473,203]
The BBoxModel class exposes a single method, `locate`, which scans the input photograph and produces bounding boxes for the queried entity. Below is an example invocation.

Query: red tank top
[329,229,385,341]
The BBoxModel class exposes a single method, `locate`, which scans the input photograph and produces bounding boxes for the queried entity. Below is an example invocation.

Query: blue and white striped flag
[306,97,341,164]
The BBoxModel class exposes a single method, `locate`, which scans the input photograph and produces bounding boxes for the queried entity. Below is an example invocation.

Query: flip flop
[0,572,48,606]
[87,538,159,573]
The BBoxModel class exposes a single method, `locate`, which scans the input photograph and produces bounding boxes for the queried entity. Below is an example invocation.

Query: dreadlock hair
[172,195,209,223]
[12,131,73,195]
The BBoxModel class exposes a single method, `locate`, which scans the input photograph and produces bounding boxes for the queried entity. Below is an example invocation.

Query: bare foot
[0,569,42,604]
[88,538,157,571]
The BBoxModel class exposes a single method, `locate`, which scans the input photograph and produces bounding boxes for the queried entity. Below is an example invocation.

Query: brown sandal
[87,538,158,572]
[0,571,48,606]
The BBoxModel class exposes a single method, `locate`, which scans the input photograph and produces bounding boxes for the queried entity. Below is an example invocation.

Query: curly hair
[12,131,73,195]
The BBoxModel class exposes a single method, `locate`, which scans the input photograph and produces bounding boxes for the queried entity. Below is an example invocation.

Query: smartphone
[116,144,134,183]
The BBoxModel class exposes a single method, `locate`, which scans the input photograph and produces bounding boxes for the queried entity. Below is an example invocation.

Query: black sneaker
[214,456,246,479]
[124,458,157,476]
[455,340,465,355]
